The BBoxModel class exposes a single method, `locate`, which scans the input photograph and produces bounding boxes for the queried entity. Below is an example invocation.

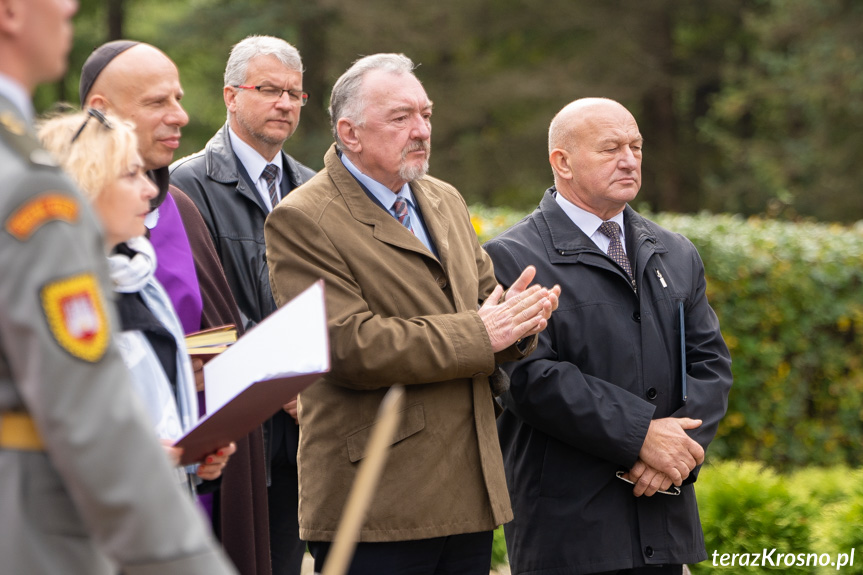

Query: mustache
[154,129,182,139]
[403,140,430,157]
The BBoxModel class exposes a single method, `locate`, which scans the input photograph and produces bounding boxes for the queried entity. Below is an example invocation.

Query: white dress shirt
[228,127,284,212]
[554,191,627,255]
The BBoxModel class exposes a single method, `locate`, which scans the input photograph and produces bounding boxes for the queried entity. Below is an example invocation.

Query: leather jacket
[169,123,316,328]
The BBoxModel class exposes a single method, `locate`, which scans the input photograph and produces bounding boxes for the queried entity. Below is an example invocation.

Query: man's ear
[0,0,25,35]
[337,118,361,153]
[550,148,573,180]
[86,94,110,113]
[224,85,237,113]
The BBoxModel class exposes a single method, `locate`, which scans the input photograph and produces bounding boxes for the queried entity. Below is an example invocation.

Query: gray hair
[224,35,303,88]
[329,53,417,150]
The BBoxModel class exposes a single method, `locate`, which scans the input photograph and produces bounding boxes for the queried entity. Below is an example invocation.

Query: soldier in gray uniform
[0,1,237,574]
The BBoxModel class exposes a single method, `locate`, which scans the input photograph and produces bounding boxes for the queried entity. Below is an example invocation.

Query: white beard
[399,157,429,182]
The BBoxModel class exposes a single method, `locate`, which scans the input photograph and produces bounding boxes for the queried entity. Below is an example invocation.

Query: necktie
[392,197,413,233]
[262,164,280,210]
[598,221,635,289]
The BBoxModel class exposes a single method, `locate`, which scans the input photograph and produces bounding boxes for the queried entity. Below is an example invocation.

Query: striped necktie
[392,197,413,233]
[262,164,280,210]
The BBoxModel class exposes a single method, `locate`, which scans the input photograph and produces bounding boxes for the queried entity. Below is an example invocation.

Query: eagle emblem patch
[41,273,109,362]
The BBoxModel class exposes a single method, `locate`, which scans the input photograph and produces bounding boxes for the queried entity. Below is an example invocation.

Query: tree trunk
[292,2,338,167]
[639,9,684,212]
[107,0,124,40]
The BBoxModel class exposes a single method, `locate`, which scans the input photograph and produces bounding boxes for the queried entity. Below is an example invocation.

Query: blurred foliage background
[691,461,863,574]
[35,0,863,223]
[39,1,863,567]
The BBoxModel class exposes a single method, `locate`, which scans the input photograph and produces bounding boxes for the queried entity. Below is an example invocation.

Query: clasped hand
[478,265,561,353]
[621,417,704,497]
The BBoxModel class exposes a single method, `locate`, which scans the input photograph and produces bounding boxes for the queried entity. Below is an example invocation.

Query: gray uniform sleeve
[0,164,236,574]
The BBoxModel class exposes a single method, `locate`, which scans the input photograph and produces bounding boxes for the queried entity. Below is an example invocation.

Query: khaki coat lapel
[410,180,449,269]
[325,147,439,261]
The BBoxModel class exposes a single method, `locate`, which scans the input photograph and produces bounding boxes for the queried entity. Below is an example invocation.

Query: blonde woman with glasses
[38,109,235,492]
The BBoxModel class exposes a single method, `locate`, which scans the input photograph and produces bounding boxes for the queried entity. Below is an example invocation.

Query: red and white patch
[41,273,109,362]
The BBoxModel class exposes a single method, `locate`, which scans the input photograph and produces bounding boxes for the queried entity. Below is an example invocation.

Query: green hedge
[472,206,863,469]
[692,461,863,574]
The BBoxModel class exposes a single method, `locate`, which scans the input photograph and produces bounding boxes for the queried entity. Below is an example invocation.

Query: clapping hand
[478,265,561,352]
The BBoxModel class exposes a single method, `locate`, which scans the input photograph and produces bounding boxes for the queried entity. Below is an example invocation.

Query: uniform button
[632,311,641,322]
[646,387,657,400]
[436,277,448,289]
[645,546,654,558]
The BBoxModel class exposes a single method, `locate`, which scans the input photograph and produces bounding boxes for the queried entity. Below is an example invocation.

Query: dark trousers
[600,566,684,575]
[308,530,494,575]
[268,411,305,575]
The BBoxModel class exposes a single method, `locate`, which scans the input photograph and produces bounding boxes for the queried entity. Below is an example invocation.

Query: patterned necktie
[598,221,635,289]
[392,197,413,232]
[262,164,280,210]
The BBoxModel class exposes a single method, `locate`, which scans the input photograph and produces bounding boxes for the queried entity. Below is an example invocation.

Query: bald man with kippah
[80,41,269,575]
[80,42,207,328]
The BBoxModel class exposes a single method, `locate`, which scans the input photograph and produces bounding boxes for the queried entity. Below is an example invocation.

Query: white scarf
[108,236,157,293]
[109,236,200,480]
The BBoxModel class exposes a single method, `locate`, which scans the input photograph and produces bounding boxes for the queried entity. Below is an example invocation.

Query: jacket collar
[205,123,309,189]
[536,187,667,265]
[0,76,33,125]
[0,94,56,168]
[205,123,307,204]
[147,165,170,210]
[324,144,446,264]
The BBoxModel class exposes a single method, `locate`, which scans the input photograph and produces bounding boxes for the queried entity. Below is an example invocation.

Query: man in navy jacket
[485,98,732,575]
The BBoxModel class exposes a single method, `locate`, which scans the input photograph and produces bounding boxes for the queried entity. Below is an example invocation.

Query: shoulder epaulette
[0,111,58,168]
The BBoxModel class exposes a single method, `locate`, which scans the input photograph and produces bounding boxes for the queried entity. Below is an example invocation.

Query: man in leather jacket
[170,35,316,575]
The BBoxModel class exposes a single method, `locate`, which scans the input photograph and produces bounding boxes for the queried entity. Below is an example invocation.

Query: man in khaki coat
[265,53,559,574]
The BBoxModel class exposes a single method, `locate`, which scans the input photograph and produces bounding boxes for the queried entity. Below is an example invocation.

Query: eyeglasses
[71,108,113,143]
[615,470,681,496]
[233,85,309,106]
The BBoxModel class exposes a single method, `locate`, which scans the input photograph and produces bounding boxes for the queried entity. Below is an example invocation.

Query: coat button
[645,546,654,558]
[632,311,641,322]
[646,387,657,400]
[436,276,448,289]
